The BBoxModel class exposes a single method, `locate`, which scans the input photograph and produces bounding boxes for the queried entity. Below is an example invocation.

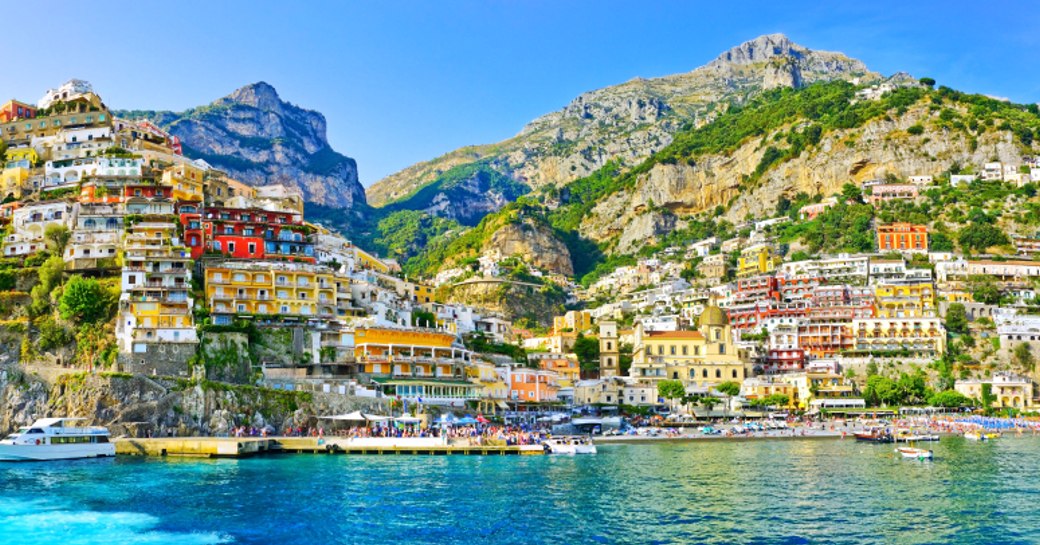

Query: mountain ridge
[117,82,366,208]
[366,34,880,215]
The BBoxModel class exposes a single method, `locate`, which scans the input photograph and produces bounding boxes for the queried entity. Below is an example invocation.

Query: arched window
[715,369,721,378]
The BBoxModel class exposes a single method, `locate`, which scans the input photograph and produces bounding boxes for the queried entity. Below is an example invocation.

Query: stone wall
[118,343,197,377]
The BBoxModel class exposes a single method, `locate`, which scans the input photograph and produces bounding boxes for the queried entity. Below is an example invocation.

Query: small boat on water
[543,436,597,455]
[855,428,894,443]
[895,447,934,460]
[894,429,940,443]
[0,418,115,461]
[964,430,1001,442]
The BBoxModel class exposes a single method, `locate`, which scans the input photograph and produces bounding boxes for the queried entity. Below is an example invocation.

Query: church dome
[700,305,729,327]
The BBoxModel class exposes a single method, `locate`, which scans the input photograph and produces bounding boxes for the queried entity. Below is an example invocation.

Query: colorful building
[630,306,746,390]
[850,317,946,357]
[876,222,928,253]
[874,281,937,318]
[737,244,783,278]
[117,219,197,353]
[0,100,36,123]
[204,260,337,324]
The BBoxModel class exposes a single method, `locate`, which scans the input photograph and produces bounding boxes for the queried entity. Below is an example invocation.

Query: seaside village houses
[2,78,1040,419]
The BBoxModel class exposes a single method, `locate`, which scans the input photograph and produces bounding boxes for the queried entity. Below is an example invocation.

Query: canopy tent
[321,411,392,423]
[456,417,478,425]
[476,415,490,424]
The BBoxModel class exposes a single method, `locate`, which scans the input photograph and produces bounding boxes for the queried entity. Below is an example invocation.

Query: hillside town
[1,79,1039,427]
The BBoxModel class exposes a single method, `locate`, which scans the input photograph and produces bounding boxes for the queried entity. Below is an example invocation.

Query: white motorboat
[0,418,115,461]
[543,436,597,455]
[895,447,933,460]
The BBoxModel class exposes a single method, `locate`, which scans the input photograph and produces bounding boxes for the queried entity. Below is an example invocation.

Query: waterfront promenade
[114,436,545,457]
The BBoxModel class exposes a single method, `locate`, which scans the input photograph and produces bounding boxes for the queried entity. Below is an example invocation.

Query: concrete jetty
[114,437,544,458]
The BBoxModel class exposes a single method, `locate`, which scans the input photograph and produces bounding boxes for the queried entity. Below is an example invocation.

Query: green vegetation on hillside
[381,161,529,226]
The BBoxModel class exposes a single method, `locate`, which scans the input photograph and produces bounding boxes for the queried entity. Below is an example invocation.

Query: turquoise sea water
[1,436,1039,545]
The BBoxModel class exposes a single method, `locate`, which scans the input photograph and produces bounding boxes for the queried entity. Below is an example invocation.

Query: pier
[114,437,545,458]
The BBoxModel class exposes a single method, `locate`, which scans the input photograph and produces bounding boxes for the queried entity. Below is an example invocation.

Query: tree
[896,370,931,406]
[58,276,112,324]
[864,375,901,407]
[929,232,955,252]
[919,77,936,88]
[968,275,1002,305]
[928,390,972,408]
[44,224,71,257]
[958,224,1010,253]
[841,182,863,204]
[411,309,436,328]
[573,333,600,371]
[980,383,996,413]
[715,381,741,397]
[945,303,968,334]
[658,380,686,405]
[618,343,633,375]
[29,256,65,317]
[1013,343,1035,372]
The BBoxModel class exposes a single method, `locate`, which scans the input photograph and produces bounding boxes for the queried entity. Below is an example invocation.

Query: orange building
[876,223,928,253]
[504,367,559,404]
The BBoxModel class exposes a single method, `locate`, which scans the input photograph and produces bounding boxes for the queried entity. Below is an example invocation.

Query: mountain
[118,82,365,208]
[391,73,1040,283]
[367,34,879,217]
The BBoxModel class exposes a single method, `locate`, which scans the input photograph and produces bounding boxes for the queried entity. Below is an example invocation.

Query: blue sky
[5,1,1038,186]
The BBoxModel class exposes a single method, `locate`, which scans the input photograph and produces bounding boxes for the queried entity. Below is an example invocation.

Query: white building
[38,79,95,109]
[4,201,72,256]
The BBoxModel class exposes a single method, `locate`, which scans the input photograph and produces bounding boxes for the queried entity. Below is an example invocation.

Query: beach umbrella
[476,415,490,424]
[457,417,477,425]
[321,411,367,421]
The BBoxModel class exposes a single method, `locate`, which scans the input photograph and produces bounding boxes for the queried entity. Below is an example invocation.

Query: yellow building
[875,281,937,318]
[205,261,338,323]
[553,310,593,335]
[630,306,745,390]
[355,246,390,273]
[354,326,472,382]
[466,360,510,413]
[955,373,1034,409]
[779,372,858,410]
[737,244,782,278]
[851,317,946,357]
[162,163,205,202]
[6,147,39,165]
[0,166,30,199]
[740,377,799,409]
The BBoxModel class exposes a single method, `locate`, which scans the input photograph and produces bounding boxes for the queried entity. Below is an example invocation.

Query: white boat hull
[895,447,933,459]
[0,443,115,462]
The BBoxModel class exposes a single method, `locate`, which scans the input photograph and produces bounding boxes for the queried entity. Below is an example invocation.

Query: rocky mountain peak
[221,81,285,112]
[707,33,801,67]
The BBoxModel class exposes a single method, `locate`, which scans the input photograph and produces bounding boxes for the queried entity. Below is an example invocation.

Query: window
[228,242,236,253]
[670,345,676,355]
[248,243,256,254]
[715,369,721,378]
[682,346,688,355]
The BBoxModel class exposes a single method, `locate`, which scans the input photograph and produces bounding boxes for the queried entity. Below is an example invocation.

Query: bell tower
[599,320,619,377]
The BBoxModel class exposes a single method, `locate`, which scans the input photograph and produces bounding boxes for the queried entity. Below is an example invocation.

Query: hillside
[394,80,1040,283]
[367,34,880,217]
[118,82,366,208]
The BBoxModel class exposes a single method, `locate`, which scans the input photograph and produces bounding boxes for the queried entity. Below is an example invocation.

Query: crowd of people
[332,423,550,446]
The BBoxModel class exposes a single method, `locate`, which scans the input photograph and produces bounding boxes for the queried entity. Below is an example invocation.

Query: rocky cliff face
[484,218,573,276]
[582,101,1028,253]
[119,82,365,208]
[368,34,878,216]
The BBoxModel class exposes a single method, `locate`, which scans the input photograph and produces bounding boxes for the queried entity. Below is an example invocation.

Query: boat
[895,447,934,460]
[894,429,941,442]
[854,427,894,443]
[542,436,597,455]
[0,418,116,461]
[965,430,1001,442]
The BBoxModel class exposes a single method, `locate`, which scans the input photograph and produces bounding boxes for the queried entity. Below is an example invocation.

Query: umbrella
[476,415,490,424]
[456,417,478,425]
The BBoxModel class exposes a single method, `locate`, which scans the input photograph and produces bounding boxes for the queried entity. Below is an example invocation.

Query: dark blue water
[1,437,1039,545]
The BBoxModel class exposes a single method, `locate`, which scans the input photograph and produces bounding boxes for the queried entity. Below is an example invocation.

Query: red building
[180,206,314,262]
[763,348,807,374]
[0,100,36,123]
[726,300,809,332]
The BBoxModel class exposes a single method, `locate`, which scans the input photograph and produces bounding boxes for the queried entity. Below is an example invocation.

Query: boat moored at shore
[0,418,115,462]
[543,436,597,454]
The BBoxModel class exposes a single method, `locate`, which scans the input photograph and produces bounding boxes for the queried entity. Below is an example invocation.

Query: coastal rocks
[119,82,365,208]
